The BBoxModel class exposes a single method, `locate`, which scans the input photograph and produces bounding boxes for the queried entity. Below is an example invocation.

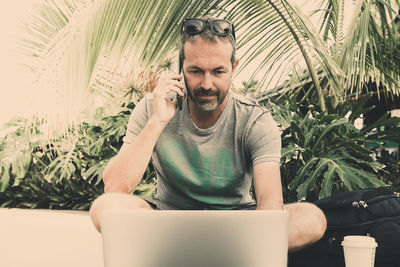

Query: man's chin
[196,100,218,112]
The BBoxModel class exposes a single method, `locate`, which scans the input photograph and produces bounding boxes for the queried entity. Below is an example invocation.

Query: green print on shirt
[159,138,237,205]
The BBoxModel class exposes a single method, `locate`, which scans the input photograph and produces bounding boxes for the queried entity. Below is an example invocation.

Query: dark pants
[141,197,257,210]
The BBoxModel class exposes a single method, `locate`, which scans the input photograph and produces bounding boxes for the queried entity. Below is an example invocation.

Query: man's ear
[232,59,239,73]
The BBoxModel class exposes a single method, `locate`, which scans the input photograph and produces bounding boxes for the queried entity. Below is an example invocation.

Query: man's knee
[284,202,327,249]
[300,202,326,240]
[89,193,153,233]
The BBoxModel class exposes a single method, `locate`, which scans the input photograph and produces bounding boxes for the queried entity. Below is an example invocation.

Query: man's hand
[152,73,185,123]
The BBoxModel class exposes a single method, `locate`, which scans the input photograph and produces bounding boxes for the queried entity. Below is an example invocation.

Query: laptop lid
[100,210,289,267]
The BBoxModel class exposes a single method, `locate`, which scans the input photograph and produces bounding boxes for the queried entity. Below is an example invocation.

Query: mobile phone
[167,62,185,110]
[167,78,184,111]
[177,57,184,111]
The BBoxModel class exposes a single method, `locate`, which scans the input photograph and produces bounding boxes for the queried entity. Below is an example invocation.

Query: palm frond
[20,0,400,130]
[336,0,400,99]
[20,0,226,133]
[225,0,343,108]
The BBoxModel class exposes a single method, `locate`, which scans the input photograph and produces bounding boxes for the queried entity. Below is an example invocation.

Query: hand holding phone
[152,73,185,123]
[166,75,186,111]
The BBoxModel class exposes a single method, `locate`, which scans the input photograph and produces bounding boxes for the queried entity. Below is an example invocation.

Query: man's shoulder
[230,91,267,114]
[228,91,277,131]
[231,91,258,105]
[134,93,154,112]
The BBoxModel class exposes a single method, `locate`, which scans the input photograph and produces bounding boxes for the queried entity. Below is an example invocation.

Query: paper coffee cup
[341,236,377,267]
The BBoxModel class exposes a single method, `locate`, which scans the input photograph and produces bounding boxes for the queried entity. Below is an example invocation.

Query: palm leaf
[319,0,400,99]
[227,0,343,107]
[20,0,227,133]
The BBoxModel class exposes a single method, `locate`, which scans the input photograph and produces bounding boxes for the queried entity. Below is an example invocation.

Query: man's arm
[103,118,166,193]
[103,74,185,194]
[253,161,284,210]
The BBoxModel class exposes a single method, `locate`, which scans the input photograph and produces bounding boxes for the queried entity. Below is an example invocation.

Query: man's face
[182,38,238,112]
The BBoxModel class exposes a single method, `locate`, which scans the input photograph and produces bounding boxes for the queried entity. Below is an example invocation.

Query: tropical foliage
[264,92,400,202]
[18,0,400,130]
[255,0,400,110]
[21,0,237,132]
[0,103,155,210]
[2,85,399,208]
[1,0,399,208]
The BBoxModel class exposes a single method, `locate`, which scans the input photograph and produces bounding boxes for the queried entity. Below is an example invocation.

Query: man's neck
[188,93,229,129]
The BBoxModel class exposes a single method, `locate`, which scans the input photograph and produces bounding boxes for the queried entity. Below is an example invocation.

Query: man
[90,17,326,251]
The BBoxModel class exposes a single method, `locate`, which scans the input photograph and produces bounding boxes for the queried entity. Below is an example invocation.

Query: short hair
[179,20,236,71]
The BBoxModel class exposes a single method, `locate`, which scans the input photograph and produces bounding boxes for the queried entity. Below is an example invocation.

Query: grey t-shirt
[123,91,281,209]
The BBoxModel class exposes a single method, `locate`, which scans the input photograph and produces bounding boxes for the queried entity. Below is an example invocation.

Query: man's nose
[200,72,212,90]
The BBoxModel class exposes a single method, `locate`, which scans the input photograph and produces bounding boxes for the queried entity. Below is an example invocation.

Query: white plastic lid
[341,235,378,248]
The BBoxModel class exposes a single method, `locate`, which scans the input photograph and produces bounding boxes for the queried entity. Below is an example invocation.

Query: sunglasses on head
[181,18,236,41]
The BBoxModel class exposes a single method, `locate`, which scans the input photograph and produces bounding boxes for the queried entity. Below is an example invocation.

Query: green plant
[266,92,400,202]
[0,117,43,192]
[378,157,400,192]
[6,0,399,208]
[0,102,156,210]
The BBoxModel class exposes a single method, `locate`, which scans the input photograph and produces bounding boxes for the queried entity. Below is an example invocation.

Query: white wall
[0,208,103,267]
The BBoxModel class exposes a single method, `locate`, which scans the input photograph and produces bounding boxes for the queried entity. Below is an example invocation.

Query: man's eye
[215,70,226,75]
[189,70,200,74]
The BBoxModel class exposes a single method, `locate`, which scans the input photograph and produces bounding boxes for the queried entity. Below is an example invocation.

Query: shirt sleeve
[122,95,151,144]
[246,111,281,165]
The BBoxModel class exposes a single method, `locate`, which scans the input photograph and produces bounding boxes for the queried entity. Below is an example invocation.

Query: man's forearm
[103,117,167,193]
[253,162,284,211]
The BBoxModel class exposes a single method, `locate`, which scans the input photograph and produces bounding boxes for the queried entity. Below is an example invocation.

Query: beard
[186,85,229,112]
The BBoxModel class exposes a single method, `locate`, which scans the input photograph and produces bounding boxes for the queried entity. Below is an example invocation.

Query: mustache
[194,88,219,97]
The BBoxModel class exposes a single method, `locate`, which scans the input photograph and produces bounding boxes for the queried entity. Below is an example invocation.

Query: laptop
[100,210,289,267]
